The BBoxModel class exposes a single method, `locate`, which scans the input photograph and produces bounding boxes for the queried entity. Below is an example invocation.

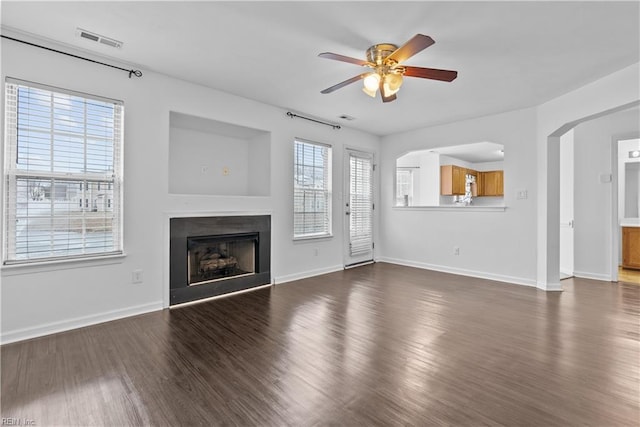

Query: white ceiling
[2,1,638,136]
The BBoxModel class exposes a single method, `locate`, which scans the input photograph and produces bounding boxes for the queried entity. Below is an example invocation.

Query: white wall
[419,152,440,206]
[572,109,639,280]
[248,133,271,197]
[0,37,380,343]
[536,62,640,289]
[169,127,251,196]
[379,107,539,287]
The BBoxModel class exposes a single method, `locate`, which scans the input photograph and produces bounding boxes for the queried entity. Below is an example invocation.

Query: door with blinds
[344,149,374,267]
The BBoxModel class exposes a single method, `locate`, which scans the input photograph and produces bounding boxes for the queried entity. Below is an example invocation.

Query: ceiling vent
[76,28,123,49]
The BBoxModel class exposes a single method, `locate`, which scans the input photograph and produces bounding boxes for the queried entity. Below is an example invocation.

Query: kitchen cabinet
[478,170,504,196]
[622,226,640,270]
[440,165,467,195]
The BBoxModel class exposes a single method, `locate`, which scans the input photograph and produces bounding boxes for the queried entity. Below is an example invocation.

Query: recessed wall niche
[169,112,271,196]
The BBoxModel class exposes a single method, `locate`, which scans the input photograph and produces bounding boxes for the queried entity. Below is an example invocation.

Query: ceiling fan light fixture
[383,73,403,95]
[362,86,378,97]
[318,34,457,103]
[385,73,403,90]
[363,73,381,91]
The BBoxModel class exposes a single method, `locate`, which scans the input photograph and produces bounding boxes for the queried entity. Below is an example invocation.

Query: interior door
[560,129,574,279]
[344,149,374,267]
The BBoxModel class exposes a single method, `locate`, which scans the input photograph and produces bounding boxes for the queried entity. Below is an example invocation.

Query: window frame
[3,78,124,265]
[395,167,415,207]
[293,138,332,240]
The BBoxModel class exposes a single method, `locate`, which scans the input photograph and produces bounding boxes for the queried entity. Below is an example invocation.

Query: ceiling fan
[319,34,457,103]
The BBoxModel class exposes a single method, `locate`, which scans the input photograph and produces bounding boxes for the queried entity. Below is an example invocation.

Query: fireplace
[170,216,270,305]
[188,233,257,286]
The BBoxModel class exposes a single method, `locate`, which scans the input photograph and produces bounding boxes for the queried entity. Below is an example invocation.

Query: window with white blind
[348,152,373,256]
[3,79,123,264]
[293,139,332,239]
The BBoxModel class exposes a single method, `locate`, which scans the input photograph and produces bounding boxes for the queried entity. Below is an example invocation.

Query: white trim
[6,76,124,105]
[376,256,538,289]
[1,253,126,276]
[536,281,564,292]
[292,233,333,242]
[274,264,343,284]
[573,270,614,282]
[392,206,506,212]
[0,301,163,345]
[345,260,374,269]
[164,210,273,218]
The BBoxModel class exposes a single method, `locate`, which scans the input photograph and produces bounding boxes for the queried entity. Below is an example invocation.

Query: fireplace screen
[187,233,257,286]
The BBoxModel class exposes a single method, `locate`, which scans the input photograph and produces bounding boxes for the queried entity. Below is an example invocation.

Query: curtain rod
[1,34,143,79]
[286,112,340,130]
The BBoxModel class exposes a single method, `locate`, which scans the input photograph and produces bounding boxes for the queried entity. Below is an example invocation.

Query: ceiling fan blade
[403,66,458,82]
[321,73,371,94]
[386,34,435,64]
[318,52,373,67]
[379,80,397,103]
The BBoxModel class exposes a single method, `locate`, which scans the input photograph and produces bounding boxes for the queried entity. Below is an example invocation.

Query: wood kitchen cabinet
[478,170,504,196]
[440,165,467,195]
[622,227,640,270]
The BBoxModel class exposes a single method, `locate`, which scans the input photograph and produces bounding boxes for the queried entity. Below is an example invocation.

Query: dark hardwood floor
[2,262,639,426]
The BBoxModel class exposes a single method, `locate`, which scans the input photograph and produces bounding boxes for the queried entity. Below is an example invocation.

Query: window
[396,168,414,206]
[293,139,332,238]
[3,79,123,264]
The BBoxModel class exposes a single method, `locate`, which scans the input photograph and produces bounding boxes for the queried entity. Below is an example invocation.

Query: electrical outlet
[516,189,528,200]
[453,247,460,256]
[200,165,208,174]
[132,269,143,284]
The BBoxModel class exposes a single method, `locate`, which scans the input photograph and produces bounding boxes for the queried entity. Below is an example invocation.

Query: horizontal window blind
[293,139,332,238]
[4,80,123,264]
[349,153,373,255]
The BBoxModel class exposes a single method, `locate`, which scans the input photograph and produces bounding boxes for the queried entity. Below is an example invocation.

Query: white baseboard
[1,301,163,345]
[274,264,344,284]
[573,270,614,282]
[536,281,564,292]
[376,257,538,288]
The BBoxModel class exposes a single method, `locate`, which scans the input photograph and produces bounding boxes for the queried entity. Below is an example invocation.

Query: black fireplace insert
[170,215,270,305]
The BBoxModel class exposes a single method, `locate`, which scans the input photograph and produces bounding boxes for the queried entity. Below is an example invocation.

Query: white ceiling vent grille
[76,28,123,49]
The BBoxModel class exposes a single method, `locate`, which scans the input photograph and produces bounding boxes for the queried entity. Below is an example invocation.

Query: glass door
[344,149,374,267]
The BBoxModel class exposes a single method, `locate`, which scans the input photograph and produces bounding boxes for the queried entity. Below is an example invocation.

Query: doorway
[559,129,574,279]
[344,149,374,267]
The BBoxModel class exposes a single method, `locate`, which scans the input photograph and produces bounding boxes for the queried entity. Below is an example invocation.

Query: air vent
[339,115,355,121]
[76,28,123,49]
